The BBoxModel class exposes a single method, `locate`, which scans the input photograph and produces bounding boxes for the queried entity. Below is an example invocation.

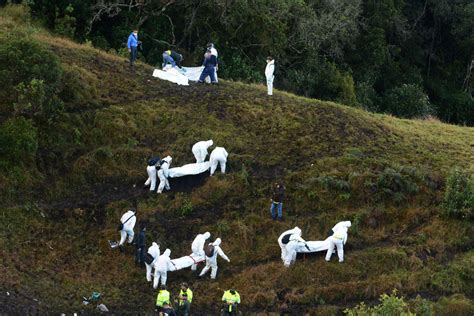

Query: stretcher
[295,237,332,253]
[168,162,210,178]
[168,253,205,271]
[152,66,206,85]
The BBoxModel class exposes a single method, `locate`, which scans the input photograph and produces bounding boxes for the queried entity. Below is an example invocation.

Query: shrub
[433,294,474,316]
[54,4,76,38]
[443,167,474,220]
[0,117,38,169]
[382,84,433,119]
[372,167,419,203]
[344,289,414,316]
[177,199,194,217]
[0,34,62,116]
[60,63,99,110]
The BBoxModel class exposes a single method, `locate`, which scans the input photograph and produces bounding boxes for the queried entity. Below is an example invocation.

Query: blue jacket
[203,54,217,67]
[127,33,138,49]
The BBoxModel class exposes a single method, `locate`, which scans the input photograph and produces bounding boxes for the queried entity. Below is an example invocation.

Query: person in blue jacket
[127,29,141,68]
[198,49,217,84]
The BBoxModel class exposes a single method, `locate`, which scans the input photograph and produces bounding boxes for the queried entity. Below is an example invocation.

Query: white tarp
[296,237,331,253]
[169,254,205,271]
[152,66,205,85]
[168,162,210,178]
[182,66,204,82]
[152,67,189,86]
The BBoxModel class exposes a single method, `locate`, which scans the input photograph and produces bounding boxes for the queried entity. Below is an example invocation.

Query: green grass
[0,6,473,314]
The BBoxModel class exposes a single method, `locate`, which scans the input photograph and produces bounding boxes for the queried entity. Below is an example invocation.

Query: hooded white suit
[326,221,351,262]
[191,232,211,270]
[157,156,172,194]
[119,210,136,246]
[265,59,275,95]
[199,238,230,279]
[192,140,213,163]
[278,227,307,267]
[144,165,158,191]
[209,147,228,176]
[154,249,174,288]
[145,242,160,282]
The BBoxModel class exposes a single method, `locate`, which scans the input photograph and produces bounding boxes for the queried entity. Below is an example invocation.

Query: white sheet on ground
[182,66,204,82]
[296,237,332,253]
[168,162,210,178]
[169,254,205,271]
[152,67,189,86]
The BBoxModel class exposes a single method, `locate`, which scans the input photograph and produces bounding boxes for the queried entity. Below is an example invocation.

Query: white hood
[212,238,222,246]
[203,232,211,239]
[206,140,214,147]
[162,156,172,164]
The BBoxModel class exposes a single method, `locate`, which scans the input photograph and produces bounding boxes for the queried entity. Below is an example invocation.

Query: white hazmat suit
[265,59,275,96]
[199,238,230,279]
[192,140,213,163]
[119,209,136,246]
[145,242,160,282]
[278,227,308,267]
[209,147,228,176]
[157,156,172,194]
[191,232,211,271]
[153,249,174,288]
[326,221,351,263]
[144,165,158,191]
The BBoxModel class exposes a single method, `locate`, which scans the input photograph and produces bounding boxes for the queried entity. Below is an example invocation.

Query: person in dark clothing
[198,49,217,83]
[135,222,146,266]
[162,50,184,68]
[270,182,285,220]
[159,302,176,316]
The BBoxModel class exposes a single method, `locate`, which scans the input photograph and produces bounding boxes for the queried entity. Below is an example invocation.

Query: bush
[0,117,38,170]
[443,167,474,220]
[344,289,414,316]
[0,34,62,116]
[371,167,420,203]
[382,84,433,119]
[60,64,99,110]
[54,4,76,38]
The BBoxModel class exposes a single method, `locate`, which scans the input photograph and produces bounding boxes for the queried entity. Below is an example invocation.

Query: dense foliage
[443,167,474,220]
[12,0,472,124]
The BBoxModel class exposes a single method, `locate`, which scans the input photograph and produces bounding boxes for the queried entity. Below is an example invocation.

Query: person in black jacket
[270,182,285,220]
[198,49,217,83]
[135,222,147,266]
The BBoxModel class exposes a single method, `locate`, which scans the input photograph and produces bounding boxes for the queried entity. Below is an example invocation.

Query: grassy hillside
[1,6,473,315]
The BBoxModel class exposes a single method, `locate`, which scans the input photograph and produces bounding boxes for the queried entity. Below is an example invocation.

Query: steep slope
[1,11,473,315]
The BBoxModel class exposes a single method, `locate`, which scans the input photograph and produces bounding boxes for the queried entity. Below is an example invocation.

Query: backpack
[281,233,291,245]
[148,157,161,166]
[205,244,215,257]
[144,253,155,265]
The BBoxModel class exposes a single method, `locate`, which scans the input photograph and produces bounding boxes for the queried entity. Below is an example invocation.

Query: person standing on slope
[144,156,161,192]
[117,208,137,251]
[325,221,351,263]
[270,181,285,220]
[135,222,147,266]
[199,238,230,279]
[265,56,275,96]
[221,289,240,316]
[209,147,228,176]
[190,232,211,271]
[192,140,213,163]
[154,248,174,288]
[157,156,172,194]
[198,49,218,84]
[207,43,219,82]
[145,242,160,283]
[127,29,141,69]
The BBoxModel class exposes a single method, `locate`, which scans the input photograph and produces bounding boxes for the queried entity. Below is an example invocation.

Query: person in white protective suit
[192,140,213,163]
[119,208,137,247]
[325,221,351,263]
[154,249,174,288]
[157,156,172,194]
[145,242,160,282]
[190,232,211,271]
[199,238,230,279]
[265,56,275,96]
[208,43,219,83]
[144,157,161,191]
[209,147,228,176]
[277,227,309,267]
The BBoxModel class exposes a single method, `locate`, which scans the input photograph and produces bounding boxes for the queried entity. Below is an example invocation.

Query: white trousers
[145,166,157,191]
[325,236,344,262]
[192,149,206,163]
[119,229,134,246]
[157,169,170,193]
[283,241,300,267]
[210,158,226,175]
[146,263,154,282]
[266,76,274,95]
[199,261,218,279]
[153,270,167,288]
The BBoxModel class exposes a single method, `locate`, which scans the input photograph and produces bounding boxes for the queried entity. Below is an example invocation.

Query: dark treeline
[10,0,473,125]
